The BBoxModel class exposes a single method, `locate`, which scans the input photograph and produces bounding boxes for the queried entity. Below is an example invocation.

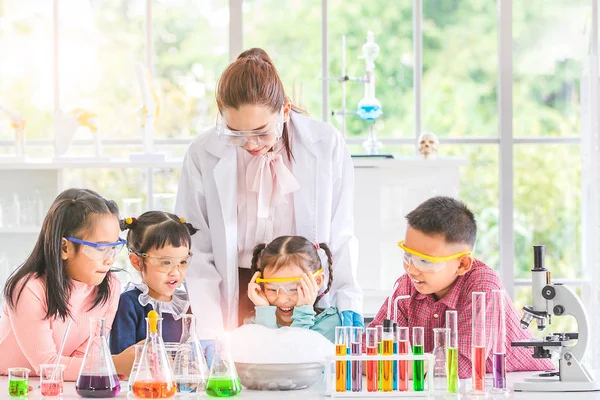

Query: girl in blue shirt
[110,211,196,354]
[245,236,341,343]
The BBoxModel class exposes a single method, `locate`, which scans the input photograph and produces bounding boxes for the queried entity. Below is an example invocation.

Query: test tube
[345,327,352,391]
[412,327,425,391]
[446,310,459,393]
[492,290,508,392]
[335,327,348,392]
[392,323,398,391]
[366,327,378,392]
[350,327,363,392]
[377,325,383,391]
[397,327,409,392]
[433,328,448,391]
[471,292,486,393]
[381,320,394,392]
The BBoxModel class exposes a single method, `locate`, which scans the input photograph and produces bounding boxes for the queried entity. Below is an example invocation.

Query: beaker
[128,344,145,392]
[173,314,209,393]
[76,317,121,397]
[433,328,448,391]
[7,367,30,398]
[205,333,242,398]
[40,364,65,397]
[131,310,177,398]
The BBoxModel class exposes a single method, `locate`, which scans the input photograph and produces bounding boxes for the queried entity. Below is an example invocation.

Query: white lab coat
[175,112,362,338]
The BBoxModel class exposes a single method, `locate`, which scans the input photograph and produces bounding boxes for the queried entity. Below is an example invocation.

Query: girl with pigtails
[109,211,199,355]
[244,236,341,343]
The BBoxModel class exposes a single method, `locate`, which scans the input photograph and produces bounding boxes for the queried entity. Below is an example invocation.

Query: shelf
[351,156,467,168]
[0,158,184,170]
[0,227,41,234]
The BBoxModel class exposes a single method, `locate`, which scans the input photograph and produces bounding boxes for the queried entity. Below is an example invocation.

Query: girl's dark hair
[3,188,120,321]
[216,48,306,162]
[121,211,197,268]
[250,236,333,312]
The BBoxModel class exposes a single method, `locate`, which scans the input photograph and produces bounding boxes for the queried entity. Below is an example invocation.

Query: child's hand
[248,271,270,307]
[296,272,319,307]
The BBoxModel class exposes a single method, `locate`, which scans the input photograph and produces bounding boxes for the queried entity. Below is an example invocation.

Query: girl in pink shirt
[0,188,136,381]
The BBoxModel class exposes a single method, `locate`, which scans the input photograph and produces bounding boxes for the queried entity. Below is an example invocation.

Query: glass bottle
[173,314,209,393]
[205,333,242,398]
[131,310,177,398]
[76,317,121,398]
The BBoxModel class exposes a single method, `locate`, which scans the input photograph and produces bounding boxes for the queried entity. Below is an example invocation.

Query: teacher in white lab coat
[175,48,363,344]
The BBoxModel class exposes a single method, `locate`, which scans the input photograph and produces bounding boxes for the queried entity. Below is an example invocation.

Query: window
[0,1,53,144]
[0,0,592,306]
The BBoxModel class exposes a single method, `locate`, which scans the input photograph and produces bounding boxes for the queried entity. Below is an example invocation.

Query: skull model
[417,132,439,159]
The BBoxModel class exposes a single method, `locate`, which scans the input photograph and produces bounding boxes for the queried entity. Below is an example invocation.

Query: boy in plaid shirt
[367,196,554,378]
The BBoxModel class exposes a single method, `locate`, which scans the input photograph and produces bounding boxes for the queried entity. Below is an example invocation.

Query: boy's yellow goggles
[255,269,323,283]
[397,241,471,272]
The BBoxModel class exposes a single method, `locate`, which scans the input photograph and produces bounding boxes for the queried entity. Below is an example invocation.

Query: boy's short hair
[405,196,477,247]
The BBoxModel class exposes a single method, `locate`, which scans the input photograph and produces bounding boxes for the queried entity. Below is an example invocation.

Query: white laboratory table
[2,373,600,399]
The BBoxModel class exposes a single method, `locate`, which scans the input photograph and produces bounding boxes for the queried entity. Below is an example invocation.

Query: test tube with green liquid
[412,327,424,391]
[446,310,459,393]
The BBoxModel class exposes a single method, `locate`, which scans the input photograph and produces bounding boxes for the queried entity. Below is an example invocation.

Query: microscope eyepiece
[533,245,546,271]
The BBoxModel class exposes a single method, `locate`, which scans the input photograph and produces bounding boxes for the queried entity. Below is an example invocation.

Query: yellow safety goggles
[397,241,471,272]
[255,269,323,283]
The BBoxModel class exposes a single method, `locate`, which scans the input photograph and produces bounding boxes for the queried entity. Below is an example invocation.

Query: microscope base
[514,376,600,392]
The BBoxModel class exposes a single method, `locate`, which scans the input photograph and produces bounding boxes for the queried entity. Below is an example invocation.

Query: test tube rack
[325,353,435,397]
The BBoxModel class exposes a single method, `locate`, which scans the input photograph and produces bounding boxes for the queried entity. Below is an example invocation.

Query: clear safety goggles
[133,252,193,274]
[215,109,284,147]
[257,268,323,296]
[65,236,126,261]
[397,240,471,273]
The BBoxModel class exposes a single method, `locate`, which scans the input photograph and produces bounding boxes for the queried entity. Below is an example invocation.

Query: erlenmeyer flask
[76,317,121,397]
[131,310,177,398]
[173,314,209,393]
[128,344,145,393]
[205,334,242,398]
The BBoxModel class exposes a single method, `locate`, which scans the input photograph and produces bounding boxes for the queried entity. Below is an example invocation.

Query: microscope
[511,245,600,391]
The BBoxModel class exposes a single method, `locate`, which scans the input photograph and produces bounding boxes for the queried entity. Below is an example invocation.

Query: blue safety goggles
[65,237,126,261]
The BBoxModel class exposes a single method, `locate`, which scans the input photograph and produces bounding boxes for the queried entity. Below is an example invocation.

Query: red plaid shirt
[366,259,554,378]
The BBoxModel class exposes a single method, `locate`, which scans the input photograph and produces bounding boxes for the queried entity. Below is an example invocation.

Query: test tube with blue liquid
[392,322,398,391]
[345,326,352,391]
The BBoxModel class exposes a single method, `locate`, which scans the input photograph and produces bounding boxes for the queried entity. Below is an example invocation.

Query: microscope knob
[542,285,556,300]
[553,305,564,315]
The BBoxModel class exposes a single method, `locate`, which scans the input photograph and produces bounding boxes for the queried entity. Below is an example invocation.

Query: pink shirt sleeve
[8,284,84,381]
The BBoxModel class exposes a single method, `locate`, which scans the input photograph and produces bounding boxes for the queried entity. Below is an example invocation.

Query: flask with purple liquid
[76,317,121,398]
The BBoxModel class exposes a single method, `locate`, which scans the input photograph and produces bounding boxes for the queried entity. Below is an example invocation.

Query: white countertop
[2,372,600,399]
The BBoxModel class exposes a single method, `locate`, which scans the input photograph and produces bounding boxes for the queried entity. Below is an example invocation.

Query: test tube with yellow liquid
[381,320,394,392]
[335,327,348,392]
